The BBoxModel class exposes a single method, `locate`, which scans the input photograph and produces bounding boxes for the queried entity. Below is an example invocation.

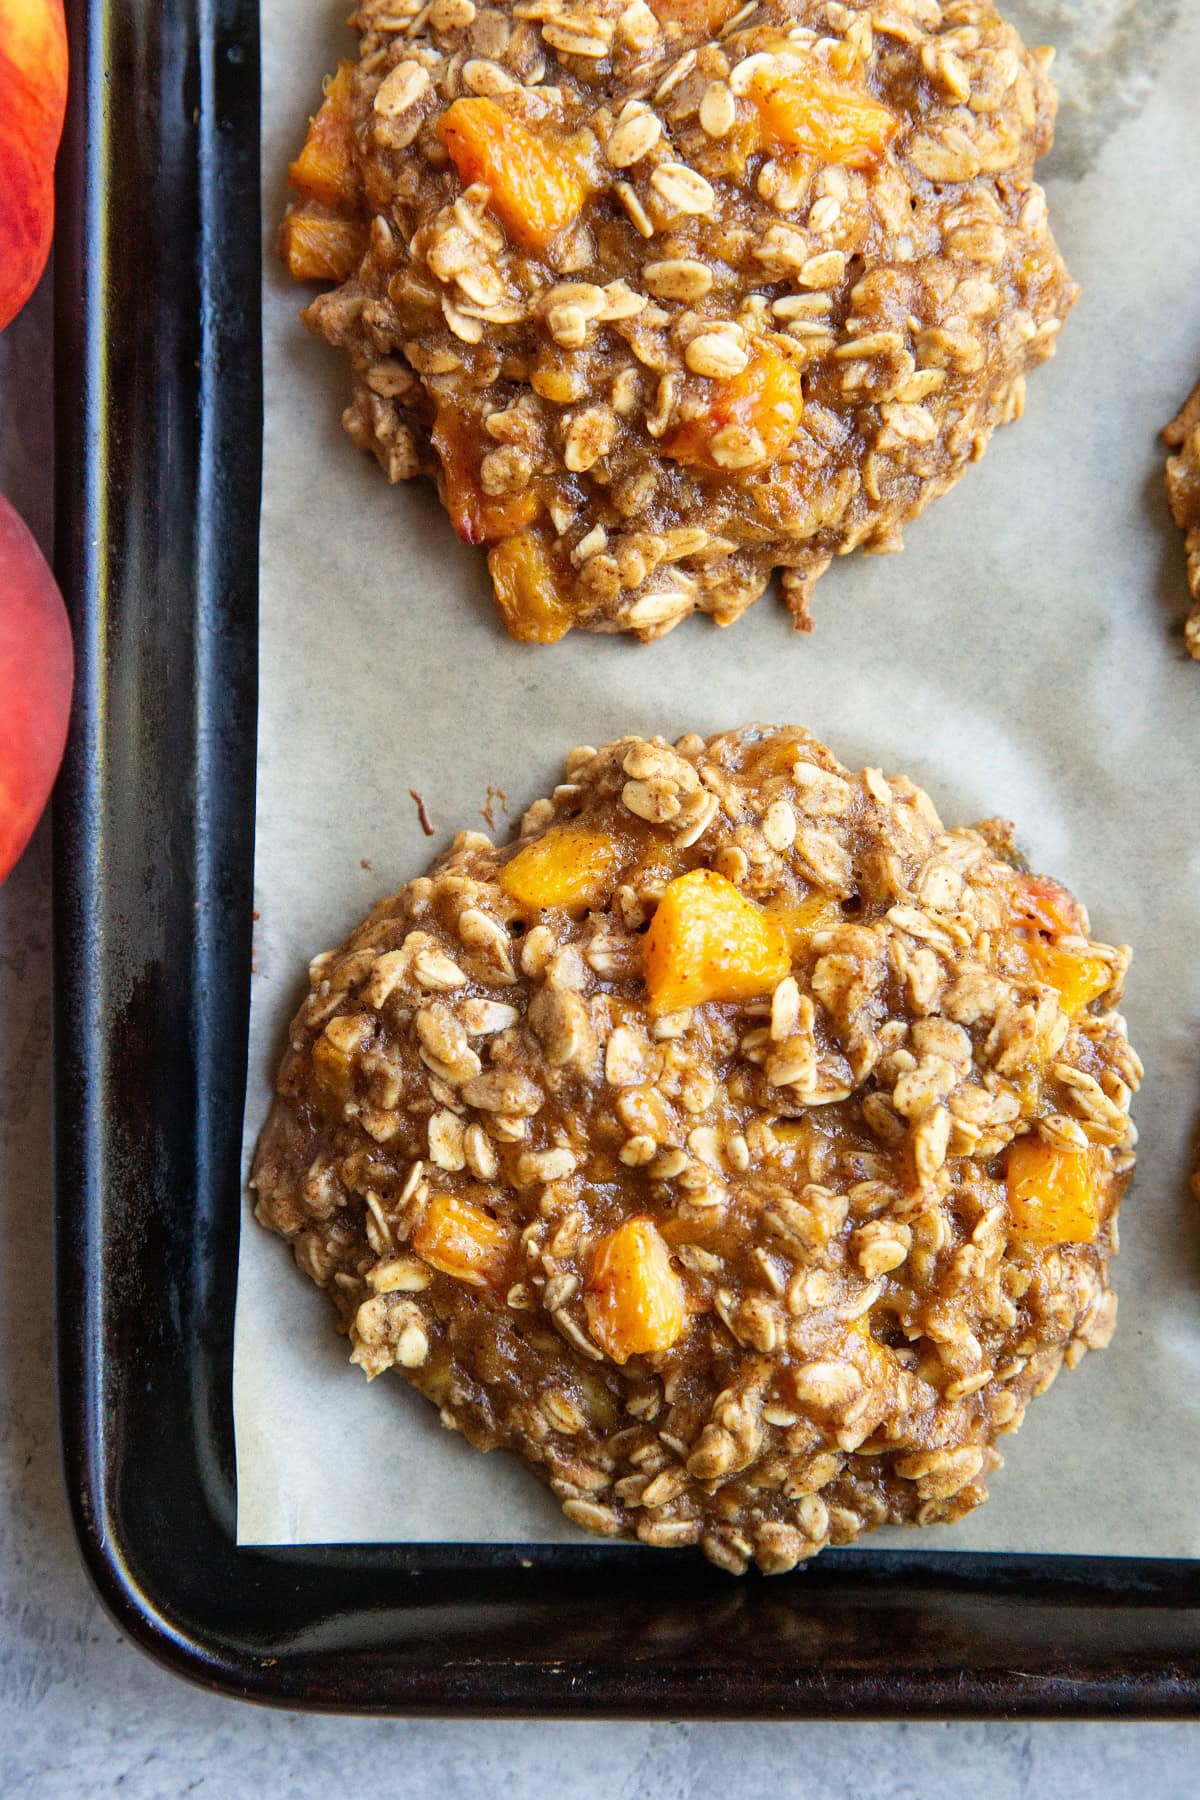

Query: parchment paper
[236,0,1200,1552]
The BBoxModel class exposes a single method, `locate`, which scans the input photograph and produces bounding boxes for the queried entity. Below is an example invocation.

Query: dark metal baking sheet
[50,0,1200,1715]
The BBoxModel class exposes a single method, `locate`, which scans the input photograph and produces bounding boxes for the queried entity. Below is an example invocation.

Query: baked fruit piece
[1164,377,1200,660]
[252,727,1141,1574]
[282,0,1077,642]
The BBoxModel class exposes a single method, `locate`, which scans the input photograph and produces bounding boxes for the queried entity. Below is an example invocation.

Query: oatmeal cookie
[1164,378,1200,660]
[281,0,1076,642]
[252,726,1139,1573]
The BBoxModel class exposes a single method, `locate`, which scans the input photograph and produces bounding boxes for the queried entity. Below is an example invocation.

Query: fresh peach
[0,0,68,331]
[432,405,542,546]
[748,57,898,167]
[0,493,72,881]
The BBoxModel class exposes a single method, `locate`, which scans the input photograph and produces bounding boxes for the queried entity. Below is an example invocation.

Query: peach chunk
[413,1192,513,1289]
[280,210,368,283]
[1022,938,1112,1016]
[663,342,806,472]
[487,532,574,643]
[1006,1138,1103,1246]
[288,61,360,208]
[437,98,587,252]
[311,1014,370,1107]
[748,56,899,167]
[0,0,69,330]
[433,408,542,547]
[767,893,843,957]
[311,1033,354,1105]
[585,1218,688,1363]
[1015,873,1087,938]
[500,824,621,910]
[644,868,790,1015]
[648,0,744,28]
[1010,873,1111,1016]
[845,1312,896,1384]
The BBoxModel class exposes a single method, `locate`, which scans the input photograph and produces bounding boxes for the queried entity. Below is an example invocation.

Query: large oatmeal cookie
[252,727,1140,1574]
[1164,377,1200,660]
[281,0,1076,642]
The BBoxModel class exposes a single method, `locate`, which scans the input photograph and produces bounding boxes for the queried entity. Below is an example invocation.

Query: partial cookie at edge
[281,0,1077,642]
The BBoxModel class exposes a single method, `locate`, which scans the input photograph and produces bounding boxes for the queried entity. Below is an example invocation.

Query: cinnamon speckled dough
[282,0,1077,641]
[251,726,1140,1574]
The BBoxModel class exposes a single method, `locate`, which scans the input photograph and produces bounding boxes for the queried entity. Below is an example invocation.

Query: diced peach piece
[487,532,574,644]
[1006,1138,1102,1246]
[765,1118,820,1170]
[1009,873,1110,1017]
[0,494,73,883]
[280,209,368,282]
[644,868,790,1015]
[648,0,744,29]
[288,61,360,209]
[845,1312,895,1381]
[432,407,542,547]
[529,361,584,405]
[437,97,587,251]
[500,825,621,911]
[311,1034,352,1103]
[585,1218,688,1363]
[663,342,805,472]
[413,1192,513,1288]
[618,823,688,894]
[1022,938,1112,1016]
[0,0,69,331]
[748,56,898,167]
[767,893,843,957]
[615,1083,675,1144]
[312,1015,371,1106]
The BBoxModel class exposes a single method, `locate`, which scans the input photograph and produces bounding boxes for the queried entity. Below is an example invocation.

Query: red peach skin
[0,493,73,880]
[0,0,68,331]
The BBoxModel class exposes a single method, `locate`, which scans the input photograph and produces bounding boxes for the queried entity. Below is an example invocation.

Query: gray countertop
[2,271,1198,1800]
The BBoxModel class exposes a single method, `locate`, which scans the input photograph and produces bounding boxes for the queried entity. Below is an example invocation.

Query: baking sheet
[235,0,1200,1552]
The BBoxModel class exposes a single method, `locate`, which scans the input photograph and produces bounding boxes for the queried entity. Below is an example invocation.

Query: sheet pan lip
[47,0,1200,1717]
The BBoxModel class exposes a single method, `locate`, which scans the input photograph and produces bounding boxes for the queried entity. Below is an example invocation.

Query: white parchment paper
[236,0,1200,1552]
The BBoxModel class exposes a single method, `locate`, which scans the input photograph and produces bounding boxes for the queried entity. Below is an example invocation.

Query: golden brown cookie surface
[252,727,1139,1573]
[1164,378,1200,660]
[282,0,1076,641]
